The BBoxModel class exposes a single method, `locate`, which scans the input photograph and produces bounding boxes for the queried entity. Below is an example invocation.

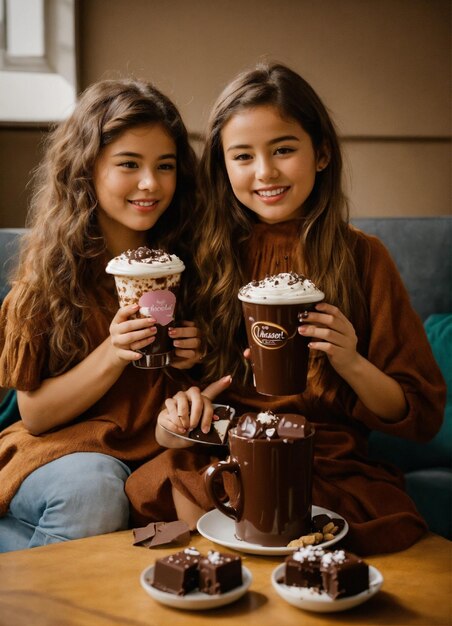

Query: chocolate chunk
[125,246,172,264]
[236,411,312,440]
[133,520,190,548]
[277,414,311,439]
[311,514,333,533]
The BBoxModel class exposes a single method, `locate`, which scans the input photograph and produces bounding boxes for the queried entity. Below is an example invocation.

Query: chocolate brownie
[152,547,200,595]
[198,551,243,595]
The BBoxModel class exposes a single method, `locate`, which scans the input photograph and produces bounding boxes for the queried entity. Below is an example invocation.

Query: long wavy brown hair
[194,62,366,384]
[5,79,198,377]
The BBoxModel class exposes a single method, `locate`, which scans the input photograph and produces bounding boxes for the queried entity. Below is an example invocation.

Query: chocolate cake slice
[320,550,369,599]
[198,551,243,595]
[284,545,326,590]
[152,547,200,595]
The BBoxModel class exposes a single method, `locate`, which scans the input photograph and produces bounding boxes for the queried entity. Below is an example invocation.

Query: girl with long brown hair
[0,78,211,551]
[153,62,445,555]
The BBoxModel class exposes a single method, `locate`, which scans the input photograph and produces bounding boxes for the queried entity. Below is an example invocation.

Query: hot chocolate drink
[204,411,315,547]
[106,247,185,368]
[238,272,324,395]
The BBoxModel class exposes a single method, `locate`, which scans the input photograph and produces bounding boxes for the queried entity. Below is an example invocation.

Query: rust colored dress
[126,220,446,556]
[0,281,200,522]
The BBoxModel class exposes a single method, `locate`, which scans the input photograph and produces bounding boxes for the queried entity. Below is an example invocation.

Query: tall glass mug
[238,272,324,396]
[205,411,315,547]
[106,247,185,368]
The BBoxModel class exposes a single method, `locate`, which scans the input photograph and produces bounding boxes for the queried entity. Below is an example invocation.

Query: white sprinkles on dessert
[292,545,326,562]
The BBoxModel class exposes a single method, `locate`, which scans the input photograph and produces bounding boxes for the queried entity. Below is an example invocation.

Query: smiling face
[221,105,328,224]
[93,123,177,254]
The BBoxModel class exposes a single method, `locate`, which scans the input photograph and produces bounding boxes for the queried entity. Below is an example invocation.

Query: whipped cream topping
[106,246,185,277]
[238,272,324,304]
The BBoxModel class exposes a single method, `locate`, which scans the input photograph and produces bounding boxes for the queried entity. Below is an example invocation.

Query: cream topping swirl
[238,272,324,304]
[106,247,185,277]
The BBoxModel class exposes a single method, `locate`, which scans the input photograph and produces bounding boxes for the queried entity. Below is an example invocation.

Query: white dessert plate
[160,404,235,447]
[140,564,252,610]
[271,563,383,613]
[196,506,349,556]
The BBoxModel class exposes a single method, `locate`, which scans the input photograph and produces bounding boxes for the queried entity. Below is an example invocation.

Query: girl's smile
[221,105,328,224]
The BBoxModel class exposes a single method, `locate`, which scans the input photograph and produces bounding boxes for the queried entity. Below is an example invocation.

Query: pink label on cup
[139,290,176,325]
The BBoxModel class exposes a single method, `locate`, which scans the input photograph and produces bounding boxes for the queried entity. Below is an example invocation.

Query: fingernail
[222,375,232,383]
[213,414,219,421]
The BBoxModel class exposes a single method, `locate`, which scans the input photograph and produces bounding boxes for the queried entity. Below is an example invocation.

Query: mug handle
[204,460,242,522]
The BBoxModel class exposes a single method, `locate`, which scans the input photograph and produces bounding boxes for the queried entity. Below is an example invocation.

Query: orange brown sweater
[125,222,446,555]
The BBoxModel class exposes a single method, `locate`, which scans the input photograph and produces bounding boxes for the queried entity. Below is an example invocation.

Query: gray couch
[1,219,451,538]
[2,219,451,316]
[352,217,451,320]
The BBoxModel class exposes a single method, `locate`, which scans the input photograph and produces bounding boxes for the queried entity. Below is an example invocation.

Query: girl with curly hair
[0,78,213,551]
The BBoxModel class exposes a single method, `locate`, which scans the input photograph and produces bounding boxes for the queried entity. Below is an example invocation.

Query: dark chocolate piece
[284,546,326,590]
[311,514,332,533]
[311,514,345,536]
[236,411,279,439]
[236,411,312,440]
[276,414,311,439]
[188,406,236,445]
[188,420,230,444]
[320,550,369,599]
[151,547,201,595]
[198,551,243,595]
[124,246,172,264]
[133,520,190,548]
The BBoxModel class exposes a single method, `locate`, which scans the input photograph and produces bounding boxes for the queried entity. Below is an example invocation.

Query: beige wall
[1,0,450,226]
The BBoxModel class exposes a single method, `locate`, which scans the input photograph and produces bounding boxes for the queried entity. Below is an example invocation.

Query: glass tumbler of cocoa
[106,248,185,369]
[238,272,324,396]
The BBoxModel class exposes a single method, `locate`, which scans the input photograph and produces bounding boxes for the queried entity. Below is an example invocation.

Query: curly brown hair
[6,79,198,377]
[194,62,366,384]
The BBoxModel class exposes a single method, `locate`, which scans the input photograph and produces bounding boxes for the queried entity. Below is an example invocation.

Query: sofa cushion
[368,314,452,472]
[405,468,452,539]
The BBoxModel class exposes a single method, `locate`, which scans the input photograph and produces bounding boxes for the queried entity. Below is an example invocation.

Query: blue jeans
[0,452,131,553]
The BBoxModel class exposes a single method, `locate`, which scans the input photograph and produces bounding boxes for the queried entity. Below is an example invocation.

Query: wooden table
[0,530,450,626]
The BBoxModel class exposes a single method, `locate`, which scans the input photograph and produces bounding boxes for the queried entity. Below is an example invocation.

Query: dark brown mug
[241,299,322,396]
[204,427,315,547]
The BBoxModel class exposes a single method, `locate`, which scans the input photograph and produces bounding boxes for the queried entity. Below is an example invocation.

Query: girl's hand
[109,304,157,364]
[156,375,232,448]
[298,302,359,376]
[168,321,203,369]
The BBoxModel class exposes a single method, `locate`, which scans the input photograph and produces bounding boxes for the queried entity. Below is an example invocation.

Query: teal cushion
[368,314,452,472]
[0,389,21,431]
[405,468,452,539]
